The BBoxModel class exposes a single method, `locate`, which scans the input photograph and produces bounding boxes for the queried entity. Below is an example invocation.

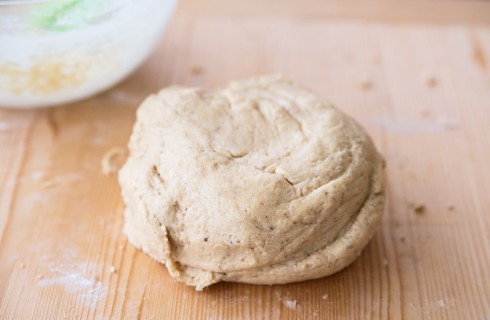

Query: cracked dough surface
[119,75,385,290]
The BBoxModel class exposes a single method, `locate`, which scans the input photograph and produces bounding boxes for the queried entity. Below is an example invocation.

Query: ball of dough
[119,75,385,290]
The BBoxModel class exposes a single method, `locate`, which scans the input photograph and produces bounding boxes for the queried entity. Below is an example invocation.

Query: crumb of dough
[109,266,117,274]
[410,202,425,214]
[322,293,329,300]
[190,65,204,75]
[420,109,430,118]
[422,71,437,87]
[371,55,381,64]
[358,75,372,90]
[101,147,127,175]
[19,262,26,269]
[382,258,388,267]
[414,204,425,214]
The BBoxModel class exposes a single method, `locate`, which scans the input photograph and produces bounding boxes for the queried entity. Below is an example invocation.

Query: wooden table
[1,0,490,319]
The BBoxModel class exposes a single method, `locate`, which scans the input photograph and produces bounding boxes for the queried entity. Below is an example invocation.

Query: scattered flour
[410,298,451,315]
[436,299,446,308]
[37,261,106,309]
[38,272,104,296]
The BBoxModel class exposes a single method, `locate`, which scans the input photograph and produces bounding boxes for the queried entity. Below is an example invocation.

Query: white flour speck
[108,90,144,104]
[30,192,48,204]
[436,117,460,130]
[283,299,298,309]
[31,171,45,180]
[93,136,106,146]
[0,122,11,132]
[376,116,445,134]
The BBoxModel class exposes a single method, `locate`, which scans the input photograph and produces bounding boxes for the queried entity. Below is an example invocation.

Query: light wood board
[1,0,490,319]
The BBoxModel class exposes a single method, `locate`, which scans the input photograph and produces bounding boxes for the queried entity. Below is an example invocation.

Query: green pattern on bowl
[29,0,107,32]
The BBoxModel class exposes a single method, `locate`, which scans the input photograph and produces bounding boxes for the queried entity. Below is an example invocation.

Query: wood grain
[1,0,490,319]
[182,0,490,25]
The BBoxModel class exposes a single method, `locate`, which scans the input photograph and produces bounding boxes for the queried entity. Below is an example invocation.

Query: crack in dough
[119,75,385,290]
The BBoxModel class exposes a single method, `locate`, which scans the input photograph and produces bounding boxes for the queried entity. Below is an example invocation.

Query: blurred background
[0,0,489,319]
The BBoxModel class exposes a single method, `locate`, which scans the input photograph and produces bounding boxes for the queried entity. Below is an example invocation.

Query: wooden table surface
[1,0,490,319]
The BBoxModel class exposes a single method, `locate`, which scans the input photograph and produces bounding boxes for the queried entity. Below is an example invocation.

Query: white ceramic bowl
[0,0,178,108]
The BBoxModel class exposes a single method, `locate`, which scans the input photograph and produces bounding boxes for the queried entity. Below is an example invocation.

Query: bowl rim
[0,0,59,5]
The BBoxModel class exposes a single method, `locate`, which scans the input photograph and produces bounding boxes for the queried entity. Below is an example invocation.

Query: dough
[119,75,385,290]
